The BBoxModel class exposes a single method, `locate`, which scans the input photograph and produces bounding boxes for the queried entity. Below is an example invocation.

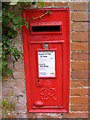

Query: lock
[38,79,39,83]
[37,79,43,87]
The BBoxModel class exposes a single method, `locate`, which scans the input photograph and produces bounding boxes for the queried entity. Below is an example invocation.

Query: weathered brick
[36,113,62,118]
[71,80,88,88]
[71,42,88,51]
[13,86,25,97]
[2,87,12,97]
[5,78,16,86]
[71,96,88,104]
[16,79,25,88]
[44,2,52,7]
[14,61,24,72]
[71,22,88,32]
[26,113,35,118]
[72,32,88,41]
[71,61,88,70]
[7,112,17,119]
[71,88,88,96]
[71,104,88,111]
[13,71,24,79]
[88,21,90,29]
[89,96,90,104]
[71,70,88,79]
[2,75,12,81]
[63,112,88,118]
[16,113,27,118]
[18,96,26,105]
[70,2,88,11]
[71,51,88,60]
[15,103,26,113]
[71,12,88,21]
[17,28,22,34]
[88,79,90,86]
[54,2,68,6]
[13,33,22,43]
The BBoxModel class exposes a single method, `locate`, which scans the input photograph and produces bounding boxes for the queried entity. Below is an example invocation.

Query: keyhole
[38,79,39,83]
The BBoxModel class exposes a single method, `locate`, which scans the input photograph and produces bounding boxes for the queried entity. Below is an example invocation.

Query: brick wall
[65,2,88,118]
[2,1,88,119]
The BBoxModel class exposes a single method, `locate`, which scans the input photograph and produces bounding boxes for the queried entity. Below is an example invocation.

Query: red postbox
[23,8,70,113]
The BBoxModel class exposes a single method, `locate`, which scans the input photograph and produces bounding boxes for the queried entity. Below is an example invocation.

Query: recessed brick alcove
[2,1,88,119]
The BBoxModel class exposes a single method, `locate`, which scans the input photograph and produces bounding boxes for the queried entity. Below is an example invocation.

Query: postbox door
[23,8,70,113]
[29,42,63,110]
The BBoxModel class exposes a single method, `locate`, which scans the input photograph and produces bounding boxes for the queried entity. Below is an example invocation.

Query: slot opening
[32,25,61,32]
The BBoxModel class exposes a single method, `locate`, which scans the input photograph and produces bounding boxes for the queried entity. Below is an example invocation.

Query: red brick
[54,2,68,6]
[71,96,88,104]
[63,112,88,118]
[89,105,90,115]
[17,28,22,34]
[70,2,88,11]
[88,79,90,86]
[33,2,52,9]
[71,104,88,111]
[7,114,16,119]
[71,22,88,32]
[71,12,88,21]
[71,70,88,79]
[72,32,88,41]
[71,42,88,51]
[71,88,88,96]
[2,74,13,82]
[71,61,88,70]
[89,23,90,31]
[71,80,88,88]
[26,113,35,118]
[71,51,88,60]
[44,2,52,7]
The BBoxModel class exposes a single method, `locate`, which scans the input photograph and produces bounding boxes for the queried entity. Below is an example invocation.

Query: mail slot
[23,8,70,113]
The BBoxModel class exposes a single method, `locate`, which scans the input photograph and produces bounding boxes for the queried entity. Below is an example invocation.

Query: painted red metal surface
[22,8,70,113]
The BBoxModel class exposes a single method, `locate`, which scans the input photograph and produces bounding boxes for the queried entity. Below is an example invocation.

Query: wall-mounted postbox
[23,8,70,113]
